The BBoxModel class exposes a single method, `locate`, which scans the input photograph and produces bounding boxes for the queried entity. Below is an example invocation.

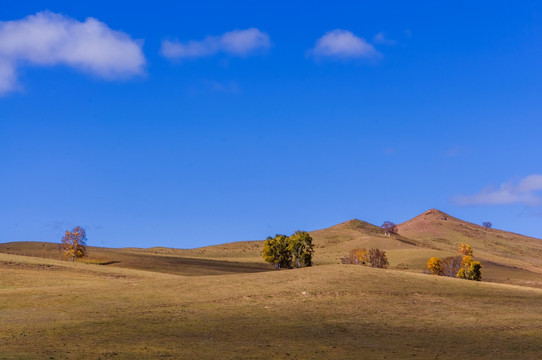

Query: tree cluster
[426,243,481,281]
[341,248,389,269]
[60,226,87,262]
[262,231,314,270]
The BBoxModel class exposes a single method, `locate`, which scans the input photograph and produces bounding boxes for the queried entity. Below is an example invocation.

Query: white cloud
[454,175,542,206]
[373,32,397,45]
[0,11,145,95]
[161,28,270,60]
[310,29,380,60]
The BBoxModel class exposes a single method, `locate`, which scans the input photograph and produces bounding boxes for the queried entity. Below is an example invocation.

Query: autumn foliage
[60,226,88,262]
[341,248,389,269]
[458,243,473,256]
[425,243,481,281]
[341,248,369,265]
[426,257,443,275]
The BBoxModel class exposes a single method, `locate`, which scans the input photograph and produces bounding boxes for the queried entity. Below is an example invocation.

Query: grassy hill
[2,210,542,358]
[2,208,542,287]
[1,252,542,359]
[0,241,269,276]
[397,209,542,282]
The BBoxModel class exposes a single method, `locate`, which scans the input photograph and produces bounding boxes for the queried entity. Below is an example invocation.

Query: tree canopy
[262,231,314,270]
[381,221,397,236]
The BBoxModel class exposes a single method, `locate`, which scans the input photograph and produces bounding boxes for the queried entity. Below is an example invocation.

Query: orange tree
[60,226,87,262]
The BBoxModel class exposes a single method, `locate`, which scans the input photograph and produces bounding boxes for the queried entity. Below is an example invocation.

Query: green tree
[60,226,87,262]
[288,231,315,268]
[262,234,292,269]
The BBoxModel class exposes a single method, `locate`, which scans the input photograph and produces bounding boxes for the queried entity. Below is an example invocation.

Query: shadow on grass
[98,261,121,266]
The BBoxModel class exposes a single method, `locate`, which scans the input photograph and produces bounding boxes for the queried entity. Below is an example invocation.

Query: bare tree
[368,248,389,269]
[441,256,462,277]
[381,221,397,237]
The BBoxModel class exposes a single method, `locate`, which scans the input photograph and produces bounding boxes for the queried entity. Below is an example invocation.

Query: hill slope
[309,219,419,264]
[1,252,542,359]
[2,209,542,287]
[397,209,542,274]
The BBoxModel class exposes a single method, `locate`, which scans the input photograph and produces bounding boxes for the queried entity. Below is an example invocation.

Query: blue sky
[1,1,542,248]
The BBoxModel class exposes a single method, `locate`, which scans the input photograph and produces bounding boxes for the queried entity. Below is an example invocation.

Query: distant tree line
[262,231,314,270]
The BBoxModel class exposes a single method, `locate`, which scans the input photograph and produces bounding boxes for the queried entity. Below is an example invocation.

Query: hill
[397,209,542,274]
[2,208,542,288]
[0,241,269,276]
[1,251,542,359]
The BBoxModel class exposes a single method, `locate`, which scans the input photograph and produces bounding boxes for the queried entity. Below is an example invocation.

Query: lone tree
[381,221,397,237]
[60,226,88,262]
[262,231,314,270]
[482,222,492,229]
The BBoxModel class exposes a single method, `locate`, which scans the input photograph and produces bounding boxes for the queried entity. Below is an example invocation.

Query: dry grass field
[2,209,542,359]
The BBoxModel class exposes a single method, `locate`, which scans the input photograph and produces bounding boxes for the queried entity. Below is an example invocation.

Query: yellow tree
[60,226,87,262]
[458,243,473,256]
[426,257,443,275]
[457,255,482,281]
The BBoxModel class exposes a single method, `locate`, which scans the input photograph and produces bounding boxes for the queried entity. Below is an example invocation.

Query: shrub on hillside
[340,248,369,265]
[369,248,389,269]
[342,248,388,269]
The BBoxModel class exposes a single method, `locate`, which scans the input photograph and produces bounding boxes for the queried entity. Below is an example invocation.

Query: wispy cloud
[0,11,145,95]
[454,175,542,206]
[309,29,380,61]
[161,28,270,60]
[373,32,397,45]
[206,80,240,94]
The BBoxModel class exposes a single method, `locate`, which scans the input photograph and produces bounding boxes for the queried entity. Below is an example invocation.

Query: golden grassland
[2,209,542,358]
[1,252,542,359]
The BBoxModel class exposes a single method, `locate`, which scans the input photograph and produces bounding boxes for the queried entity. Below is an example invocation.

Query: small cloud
[405,29,413,38]
[0,11,146,95]
[161,28,270,60]
[453,175,542,206]
[206,80,240,94]
[309,29,380,61]
[373,32,397,45]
